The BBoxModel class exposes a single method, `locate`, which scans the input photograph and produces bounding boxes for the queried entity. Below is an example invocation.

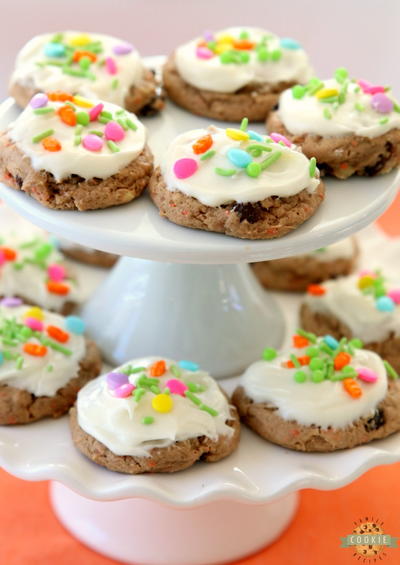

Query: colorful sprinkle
[307,284,326,296]
[376,296,395,312]
[32,129,54,143]
[226,128,249,141]
[44,42,66,58]
[30,93,48,109]
[114,383,135,398]
[65,316,85,335]
[104,121,125,142]
[83,134,104,152]
[76,111,90,126]
[58,105,77,127]
[165,378,188,396]
[270,132,291,147]
[309,157,317,177]
[113,42,134,55]
[23,343,47,357]
[152,393,173,413]
[105,56,117,75]
[196,46,214,59]
[323,335,339,350]
[262,347,277,361]
[0,297,23,308]
[107,372,129,390]
[192,134,213,155]
[24,317,44,332]
[357,367,378,384]
[173,158,198,179]
[150,360,167,377]
[280,37,300,50]
[42,137,61,152]
[227,148,252,168]
[47,325,69,343]
[89,103,104,121]
[24,307,44,320]
[370,92,394,114]
[342,378,362,399]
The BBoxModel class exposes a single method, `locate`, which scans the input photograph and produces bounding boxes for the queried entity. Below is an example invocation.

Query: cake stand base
[81,258,285,378]
[50,482,298,565]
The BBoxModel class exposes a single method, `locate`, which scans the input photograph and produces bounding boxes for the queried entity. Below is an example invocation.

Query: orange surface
[0,194,399,565]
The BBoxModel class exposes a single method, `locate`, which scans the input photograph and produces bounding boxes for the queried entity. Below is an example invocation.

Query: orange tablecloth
[0,192,399,565]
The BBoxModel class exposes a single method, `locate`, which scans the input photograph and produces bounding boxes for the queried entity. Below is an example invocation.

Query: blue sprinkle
[65,316,86,335]
[178,360,199,372]
[280,38,301,50]
[323,335,339,350]
[248,130,264,141]
[44,42,66,58]
[227,148,252,168]
[376,296,395,312]
[0,352,3,366]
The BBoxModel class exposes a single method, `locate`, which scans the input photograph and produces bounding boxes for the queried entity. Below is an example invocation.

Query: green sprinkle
[294,370,307,383]
[185,390,202,406]
[33,107,55,115]
[76,111,90,126]
[257,47,269,62]
[98,116,111,124]
[341,366,357,378]
[111,78,119,89]
[312,370,325,383]
[75,125,83,134]
[15,356,24,370]
[187,382,204,393]
[262,347,277,361]
[62,67,88,78]
[379,117,389,125]
[309,157,317,178]
[393,102,400,113]
[270,49,282,61]
[42,339,72,356]
[117,119,128,131]
[126,119,138,131]
[47,364,54,372]
[338,83,348,104]
[290,354,301,368]
[319,96,338,104]
[306,78,324,95]
[32,129,54,143]
[246,144,272,157]
[260,151,282,170]
[334,67,349,84]
[297,329,317,343]
[200,150,216,161]
[292,85,307,99]
[89,130,103,137]
[310,357,324,370]
[247,161,261,177]
[215,167,236,176]
[107,140,120,153]
[240,117,249,131]
[220,51,233,64]
[170,364,182,378]
[305,346,319,358]
[74,136,81,146]
[384,360,399,379]
[239,30,249,39]
[239,51,250,64]
[349,338,363,349]
[13,262,24,271]
[319,343,335,356]
[355,102,365,112]
[142,416,154,425]
[200,404,218,417]
[323,108,332,120]
[100,111,113,119]
[51,32,64,42]
[79,56,91,71]
[134,388,146,402]
[150,385,161,395]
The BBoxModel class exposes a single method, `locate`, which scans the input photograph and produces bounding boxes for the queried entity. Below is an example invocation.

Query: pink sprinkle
[0,250,5,267]
[105,121,125,142]
[113,42,134,55]
[370,92,393,114]
[24,317,44,332]
[357,367,378,384]
[89,103,104,122]
[165,378,188,396]
[113,383,135,398]
[357,80,385,95]
[270,132,292,147]
[48,263,65,282]
[359,270,375,277]
[83,134,104,152]
[173,158,198,179]
[388,289,400,304]
[196,46,214,59]
[105,57,118,75]
[30,93,48,109]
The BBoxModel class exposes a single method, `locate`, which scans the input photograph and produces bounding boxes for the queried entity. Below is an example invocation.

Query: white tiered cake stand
[1,57,400,565]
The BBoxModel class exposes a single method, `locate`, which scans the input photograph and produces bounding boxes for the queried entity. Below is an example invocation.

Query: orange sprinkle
[42,137,62,152]
[47,281,70,295]
[233,39,255,50]
[150,360,166,377]
[293,335,309,348]
[72,50,97,63]
[334,352,352,370]
[342,378,362,399]
[284,355,310,368]
[47,325,70,343]
[23,343,47,357]
[58,105,77,127]
[307,284,326,296]
[339,163,349,169]
[192,134,213,155]
[0,247,17,261]
[47,91,73,102]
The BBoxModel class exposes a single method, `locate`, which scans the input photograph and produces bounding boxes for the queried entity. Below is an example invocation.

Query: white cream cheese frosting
[0,231,80,311]
[77,357,235,457]
[277,71,400,138]
[10,31,145,107]
[162,123,320,207]
[0,303,86,396]
[174,27,312,93]
[304,272,400,343]
[8,95,146,181]
[240,336,389,428]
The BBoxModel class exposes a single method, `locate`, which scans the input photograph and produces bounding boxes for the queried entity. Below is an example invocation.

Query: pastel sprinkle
[227,148,252,168]
[370,92,393,114]
[178,360,199,372]
[280,38,300,50]
[125,119,137,131]
[248,130,264,141]
[309,157,317,177]
[357,367,378,384]
[173,158,198,179]
[323,335,339,350]
[83,134,103,152]
[89,103,104,121]
[48,263,65,282]
[114,383,135,398]
[270,132,291,147]
[388,289,400,304]
[30,93,48,109]
[65,316,85,335]
[165,378,188,396]
[376,296,395,312]
[44,42,66,58]
[24,317,44,332]
[384,360,399,380]
[105,121,125,142]
[107,140,120,153]
[33,107,54,115]
[196,46,214,59]
[105,57,118,74]
[262,347,277,361]
[226,128,249,141]
[200,149,216,161]
[215,167,236,176]
[32,129,54,143]
[24,306,44,320]
[246,162,262,178]
[292,85,307,99]
[76,111,90,126]
[152,393,173,413]
[113,42,134,55]
[142,416,154,425]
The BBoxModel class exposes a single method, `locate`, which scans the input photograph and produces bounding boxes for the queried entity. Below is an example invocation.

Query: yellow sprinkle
[24,307,44,321]
[152,394,174,414]
[215,42,233,54]
[216,34,234,44]
[69,34,92,47]
[226,128,250,141]
[358,275,375,290]
[315,88,339,99]
[72,96,94,108]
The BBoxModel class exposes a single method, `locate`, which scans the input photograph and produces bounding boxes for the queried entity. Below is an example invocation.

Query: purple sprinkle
[106,372,129,390]
[203,30,214,42]
[370,92,394,114]
[30,93,48,109]
[0,297,23,307]
[112,42,134,55]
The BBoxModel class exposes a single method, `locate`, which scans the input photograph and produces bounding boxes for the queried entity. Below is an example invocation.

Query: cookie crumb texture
[232,382,400,452]
[163,55,294,122]
[0,340,101,425]
[0,137,153,211]
[267,112,400,179]
[70,405,240,474]
[149,166,325,239]
[300,303,400,373]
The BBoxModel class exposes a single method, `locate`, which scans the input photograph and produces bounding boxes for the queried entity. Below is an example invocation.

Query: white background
[1,0,400,97]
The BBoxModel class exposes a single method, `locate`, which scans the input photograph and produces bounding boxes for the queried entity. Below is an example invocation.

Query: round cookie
[0,93,153,211]
[9,31,164,116]
[0,230,81,313]
[300,271,400,372]
[163,27,312,121]
[70,357,240,473]
[267,68,400,178]
[252,236,358,291]
[57,238,118,269]
[149,121,324,239]
[0,302,102,424]
[232,332,400,452]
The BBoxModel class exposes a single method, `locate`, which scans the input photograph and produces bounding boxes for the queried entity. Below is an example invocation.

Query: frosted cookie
[232,332,400,451]
[252,236,358,291]
[163,27,312,121]
[70,357,240,473]
[300,271,400,372]
[0,93,153,210]
[57,238,118,268]
[0,303,101,424]
[9,31,164,116]
[267,68,400,178]
[149,120,325,239]
[0,231,80,313]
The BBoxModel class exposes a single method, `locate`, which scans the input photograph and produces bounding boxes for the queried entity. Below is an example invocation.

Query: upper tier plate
[0,56,399,264]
